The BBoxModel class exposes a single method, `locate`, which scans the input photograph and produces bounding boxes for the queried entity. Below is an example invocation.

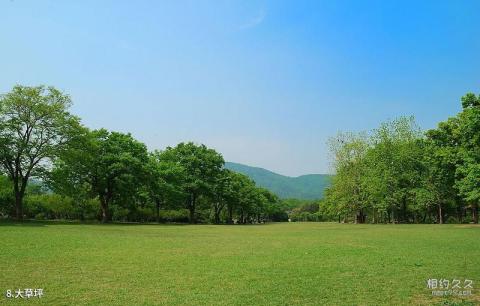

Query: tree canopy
[322,94,480,224]
[0,85,80,219]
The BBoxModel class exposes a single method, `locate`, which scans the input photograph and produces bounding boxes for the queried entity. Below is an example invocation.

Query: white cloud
[239,9,266,30]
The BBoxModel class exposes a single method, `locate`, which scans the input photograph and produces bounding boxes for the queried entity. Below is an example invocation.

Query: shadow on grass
[0,219,234,227]
[0,218,281,227]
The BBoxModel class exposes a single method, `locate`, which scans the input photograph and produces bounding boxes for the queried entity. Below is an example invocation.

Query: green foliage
[161,142,225,223]
[51,128,149,222]
[157,209,190,223]
[23,194,99,220]
[144,150,186,219]
[24,194,74,219]
[455,94,480,202]
[324,94,480,224]
[324,131,370,223]
[0,175,13,216]
[288,201,322,221]
[0,85,81,219]
[2,85,478,225]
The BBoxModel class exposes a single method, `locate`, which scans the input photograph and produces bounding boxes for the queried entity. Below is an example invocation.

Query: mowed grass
[0,222,478,305]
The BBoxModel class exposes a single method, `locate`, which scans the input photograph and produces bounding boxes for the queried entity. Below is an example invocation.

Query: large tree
[161,142,224,223]
[455,93,480,223]
[46,126,95,220]
[424,118,460,224]
[210,169,233,224]
[326,132,370,223]
[145,150,185,223]
[51,129,148,222]
[323,117,425,224]
[424,93,480,224]
[222,171,263,224]
[367,117,424,223]
[0,85,80,220]
[224,171,250,224]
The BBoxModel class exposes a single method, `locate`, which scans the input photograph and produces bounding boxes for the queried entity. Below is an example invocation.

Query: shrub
[446,216,459,224]
[158,209,190,223]
[24,194,75,219]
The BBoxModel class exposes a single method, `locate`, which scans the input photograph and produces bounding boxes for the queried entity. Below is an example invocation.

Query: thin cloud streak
[239,9,266,30]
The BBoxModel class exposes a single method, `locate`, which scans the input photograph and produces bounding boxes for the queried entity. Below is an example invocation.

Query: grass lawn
[0,222,478,305]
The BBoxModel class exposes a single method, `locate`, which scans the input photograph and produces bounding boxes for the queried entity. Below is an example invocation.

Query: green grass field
[0,222,478,305]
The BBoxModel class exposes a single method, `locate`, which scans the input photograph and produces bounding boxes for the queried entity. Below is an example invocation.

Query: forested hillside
[225,162,331,199]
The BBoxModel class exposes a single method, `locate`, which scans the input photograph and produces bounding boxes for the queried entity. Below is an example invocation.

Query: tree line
[321,93,480,224]
[0,85,287,223]
[2,85,478,225]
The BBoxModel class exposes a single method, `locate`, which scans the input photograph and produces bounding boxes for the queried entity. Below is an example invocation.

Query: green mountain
[224,162,332,200]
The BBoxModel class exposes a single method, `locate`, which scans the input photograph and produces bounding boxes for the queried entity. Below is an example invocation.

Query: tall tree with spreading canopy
[0,85,80,220]
[51,129,148,222]
[161,142,224,223]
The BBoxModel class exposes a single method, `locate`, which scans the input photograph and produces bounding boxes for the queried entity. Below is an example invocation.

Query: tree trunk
[227,205,233,224]
[457,205,463,223]
[401,196,407,223]
[355,209,365,224]
[79,203,85,221]
[189,207,195,224]
[14,191,23,220]
[188,193,196,224]
[214,204,221,224]
[438,203,443,224]
[213,201,226,224]
[156,199,161,223]
[100,196,110,223]
[473,203,479,224]
[13,179,26,221]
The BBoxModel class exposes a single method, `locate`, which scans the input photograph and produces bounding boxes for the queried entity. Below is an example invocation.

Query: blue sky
[1,1,479,176]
